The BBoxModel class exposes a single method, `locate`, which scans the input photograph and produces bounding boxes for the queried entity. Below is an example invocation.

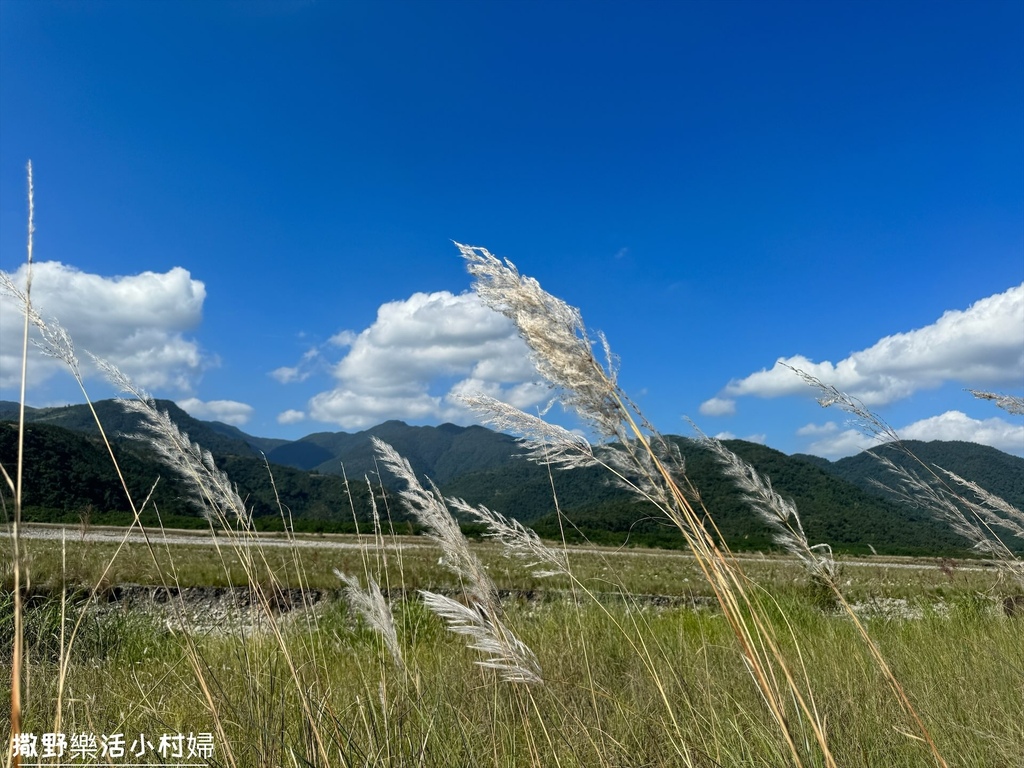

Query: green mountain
[0,399,257,458]
[0,417,379,532]
[452,439,975,555]
[820,440,1024,511]
[4,399,1021,556]
[267,420,523,484]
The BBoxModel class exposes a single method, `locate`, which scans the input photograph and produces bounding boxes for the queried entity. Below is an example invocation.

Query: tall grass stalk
[700,433,949,767]
[791,366,1024,587]
[5,160,34,768]
[457,242,837,766]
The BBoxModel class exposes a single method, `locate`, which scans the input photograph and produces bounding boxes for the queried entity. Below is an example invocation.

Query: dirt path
[7,522,994,572]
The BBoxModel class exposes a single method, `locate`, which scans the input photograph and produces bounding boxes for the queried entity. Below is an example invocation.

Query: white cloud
[796,421,839,437]
[329,330,357,347]
[177,397,253,426]
[805,429,877,458]
[699,397,736,416]
[307,291,545,429]
[270,366,303,384]
[900,411,1024,453]
[0,261,207,391]
[269,348,321,384]
[721,284,1024,406]
[712,431,766,443]
[277,409,306,424]
[799,411,1024,457]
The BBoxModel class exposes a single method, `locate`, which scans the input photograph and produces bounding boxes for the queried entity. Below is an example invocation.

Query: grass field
[4,525,1023,767]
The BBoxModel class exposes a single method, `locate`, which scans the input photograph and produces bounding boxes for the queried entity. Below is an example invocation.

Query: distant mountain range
[2,399,1022,556]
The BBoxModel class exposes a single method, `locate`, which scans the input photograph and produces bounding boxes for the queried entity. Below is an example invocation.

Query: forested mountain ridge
[805,440,1024,512]
[0,399,258,458]
[0,418,381,532]
[264,420,522,484]
[3,399,1021,555]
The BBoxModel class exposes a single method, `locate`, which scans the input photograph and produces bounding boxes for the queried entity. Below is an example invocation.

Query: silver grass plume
[459,393,597,470]
[784,365,901,444]
[968,389,1024,416]
[373,438,543,684]
[460,393,685,528]
[699,435,837,583]
[870,455,1024,583]
[0,272,80,377]
[334,570,404,671]
[418,591,542,684]
[457,243,625,441]
[372,436,495,608]
[457,246,691,519]
[97,358,252,527]
[937,467,1024,538]
[445,496,569,578]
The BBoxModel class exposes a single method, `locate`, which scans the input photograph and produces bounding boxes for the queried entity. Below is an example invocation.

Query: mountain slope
[5,400,1021,555]
[0,399,257,458]
[493,439,975,555]
[824,440,1024,511]
[267,420,522,484]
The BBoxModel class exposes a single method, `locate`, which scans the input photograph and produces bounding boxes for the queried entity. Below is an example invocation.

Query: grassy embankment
[4,528,1023,767]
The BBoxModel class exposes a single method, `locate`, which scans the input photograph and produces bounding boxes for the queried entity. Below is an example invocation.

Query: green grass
[4,531,1021,767]
[7,526,1006,598]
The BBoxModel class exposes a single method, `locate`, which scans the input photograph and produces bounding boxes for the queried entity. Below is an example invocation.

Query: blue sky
[1,0,1022,458]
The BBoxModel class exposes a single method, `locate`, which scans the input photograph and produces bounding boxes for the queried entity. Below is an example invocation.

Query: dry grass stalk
[699,434,950,767]
[4,159,34,768]
[792,367,1023,588]
[335,569,405,672]
[458,243,837,767]
[373,437,543,685]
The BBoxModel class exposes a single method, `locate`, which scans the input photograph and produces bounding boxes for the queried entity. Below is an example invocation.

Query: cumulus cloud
[796,421,840,437]
[804,428,877,458]
[699,397,736,416]
[721,284,1024,406]
[0,261,207,391]
[900,411,1024,452]
[269,349,321,384]
[305,291,545,429]
[177,397,254,426]
[277,409,306,424]
[800,411,1024,458]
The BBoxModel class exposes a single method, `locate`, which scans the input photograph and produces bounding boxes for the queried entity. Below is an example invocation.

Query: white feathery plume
[869,455,1024,583]
[936,467,1024,538]
[96,357,251,527]
[459,394,597,470]
[335,570,404,671]
[419,591,542,685]
[457,243,625,441]
[699,435,837,583]
[374,437,543,684]
[372,436,495,607]
[445,496,569,578]
[968,389,1024,416]
[783,364,901,444]
[0,272,80,376]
